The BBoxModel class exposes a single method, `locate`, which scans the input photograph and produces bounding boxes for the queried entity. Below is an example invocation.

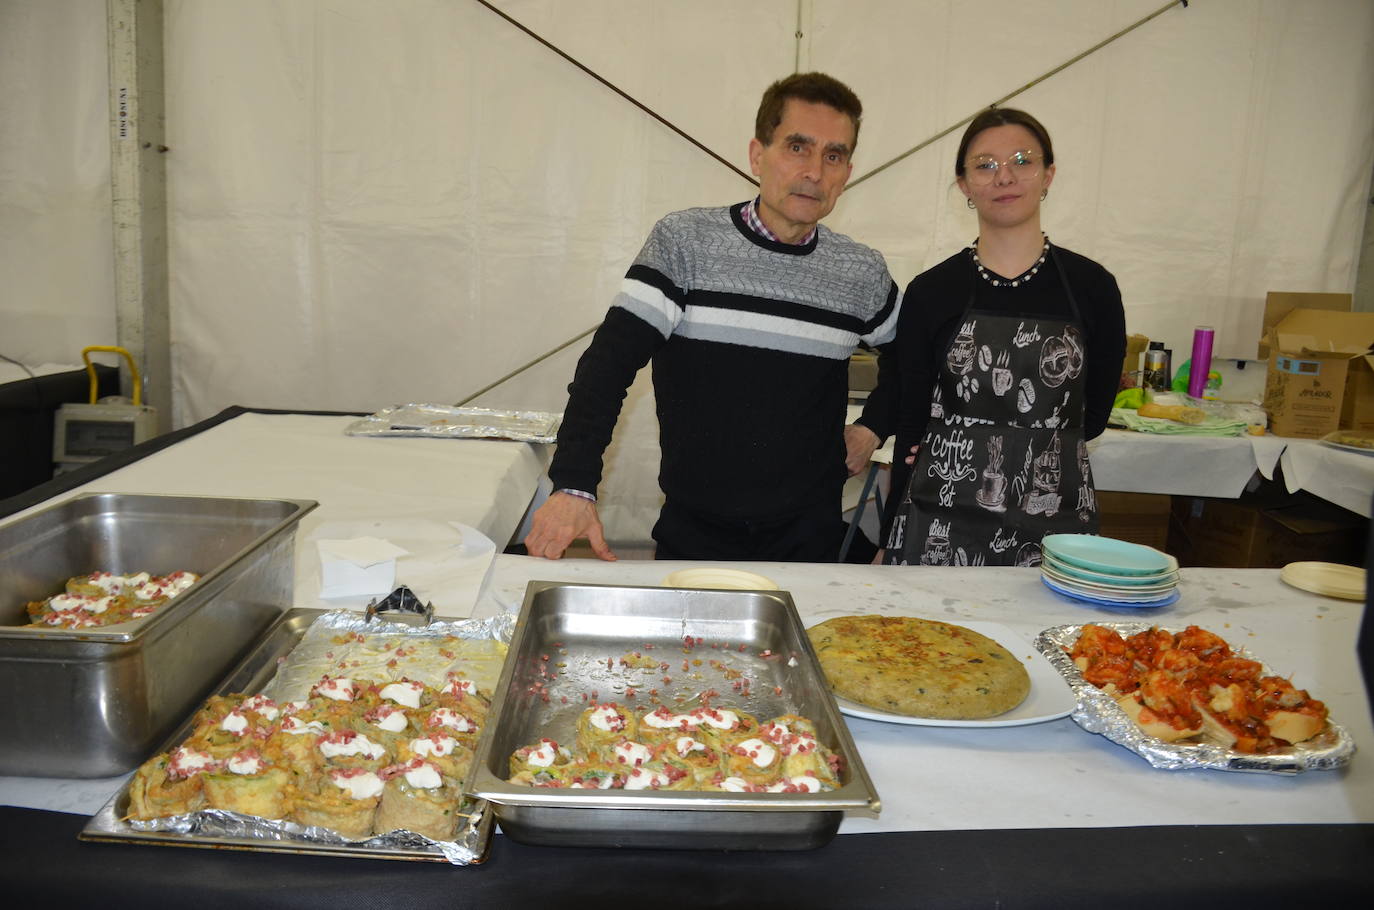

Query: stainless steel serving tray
[80,608,497,863]
[0,492,316,777]
[468,581,881,850]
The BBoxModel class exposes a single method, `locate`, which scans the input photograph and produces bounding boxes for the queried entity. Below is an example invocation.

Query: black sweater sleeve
[546,308,665,496]
[1079,265,1127,441]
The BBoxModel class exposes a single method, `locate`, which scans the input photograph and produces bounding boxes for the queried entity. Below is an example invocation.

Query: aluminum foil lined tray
[345,404,561,443]
[82,608,515,864]
[1035,622,1356,774]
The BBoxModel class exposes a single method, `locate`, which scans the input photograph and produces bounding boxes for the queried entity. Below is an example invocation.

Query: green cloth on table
[1109,407,1249,436]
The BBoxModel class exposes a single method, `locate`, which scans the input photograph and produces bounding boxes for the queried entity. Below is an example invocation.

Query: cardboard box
[1256,292,1352,360]
[1258,295,1374,438]
[1097,491,1171,552]
[1342,352,1374,431]
[1168,495,1365,568]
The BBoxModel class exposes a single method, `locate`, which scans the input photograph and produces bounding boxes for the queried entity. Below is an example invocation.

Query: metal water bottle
[1187,327,1214,399]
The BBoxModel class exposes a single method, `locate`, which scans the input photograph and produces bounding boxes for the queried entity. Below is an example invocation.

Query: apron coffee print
[886,260,1097,567]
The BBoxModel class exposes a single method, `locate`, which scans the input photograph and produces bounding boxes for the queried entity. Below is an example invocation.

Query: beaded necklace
[970,234,1049,288]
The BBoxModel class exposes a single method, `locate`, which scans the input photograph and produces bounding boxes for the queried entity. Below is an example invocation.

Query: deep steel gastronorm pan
[0,492,316,777]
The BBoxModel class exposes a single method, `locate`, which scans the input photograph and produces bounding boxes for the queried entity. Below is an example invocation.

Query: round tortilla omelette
[807,615,1030,719]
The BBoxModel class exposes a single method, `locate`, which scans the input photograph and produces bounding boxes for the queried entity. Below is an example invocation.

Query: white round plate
[1040,562,1178,597]
[1279,561,1365,601]
[1042,534,1172,576]
[1041,551,1179,587]
[826,621,1075,727]
[1041,574,1181,608]
[661,568,780,591]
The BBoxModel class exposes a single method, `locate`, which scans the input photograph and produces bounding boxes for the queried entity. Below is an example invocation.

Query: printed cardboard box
[1255,292,1352,361]
[1259,300,1374,438]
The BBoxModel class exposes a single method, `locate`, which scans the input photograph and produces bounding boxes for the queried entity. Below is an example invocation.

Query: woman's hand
[904,444,920,466]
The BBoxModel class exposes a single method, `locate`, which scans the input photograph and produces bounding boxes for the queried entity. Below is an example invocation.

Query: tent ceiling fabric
[3,0,1373,544]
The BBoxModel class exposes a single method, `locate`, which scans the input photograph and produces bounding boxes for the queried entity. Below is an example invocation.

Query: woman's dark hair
[954,107,1054,177]
[755,72,863,150]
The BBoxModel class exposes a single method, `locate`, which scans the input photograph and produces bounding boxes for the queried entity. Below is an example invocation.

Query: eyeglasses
[964,151,1041,185]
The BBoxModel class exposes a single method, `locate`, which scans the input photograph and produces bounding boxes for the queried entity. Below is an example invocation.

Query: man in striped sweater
[524,72,900,562]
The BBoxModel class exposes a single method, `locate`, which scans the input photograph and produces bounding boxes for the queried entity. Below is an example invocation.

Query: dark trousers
[652,498,842,562]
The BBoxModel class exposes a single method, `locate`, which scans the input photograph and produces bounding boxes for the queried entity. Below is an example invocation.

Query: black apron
[884,247,1098,567]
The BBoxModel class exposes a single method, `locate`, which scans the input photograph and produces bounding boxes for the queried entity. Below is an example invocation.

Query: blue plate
[1040,574,1179,609]
[1041,551,1178,587]
[1041,534,1172,576]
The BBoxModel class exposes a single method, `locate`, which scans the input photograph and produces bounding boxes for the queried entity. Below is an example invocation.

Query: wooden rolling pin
[1138,402,1207,425]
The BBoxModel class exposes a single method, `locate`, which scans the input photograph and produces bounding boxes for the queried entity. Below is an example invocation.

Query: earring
[966,198,975,209]
[1040,190,1048,201]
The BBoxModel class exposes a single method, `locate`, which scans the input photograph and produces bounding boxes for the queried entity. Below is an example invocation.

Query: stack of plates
[1039,534,1180,608]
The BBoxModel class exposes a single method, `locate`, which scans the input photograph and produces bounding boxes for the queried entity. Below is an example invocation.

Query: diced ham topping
[240,695,280,721]
[426,708,477,733]
[327,768,384,800]
[312,676,357,701]
[226,750,266,775]
[410,735,458,758]
[442,676,477,697]
[167,746,217,780]
[588,704,627,732]
[318,730,387,760]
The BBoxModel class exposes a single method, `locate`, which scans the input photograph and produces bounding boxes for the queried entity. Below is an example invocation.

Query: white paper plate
[827,621,1075,728]
[1041,574,1182,609]
[1041,550,1178,586]
[1280,562,1365,601]
[1040,563,1178,598]
[660,568,780,591]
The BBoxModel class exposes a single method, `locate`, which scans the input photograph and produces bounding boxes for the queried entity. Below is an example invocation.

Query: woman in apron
[881,108,1126,567]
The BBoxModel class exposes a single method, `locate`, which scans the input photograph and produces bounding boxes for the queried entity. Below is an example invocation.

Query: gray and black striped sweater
[549,202,900,522]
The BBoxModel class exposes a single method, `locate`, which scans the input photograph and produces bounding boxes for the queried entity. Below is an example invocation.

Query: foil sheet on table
[118,610,517,865]
[258,609,515,702]
[345,404,561,443]
[1035,622,1356,774]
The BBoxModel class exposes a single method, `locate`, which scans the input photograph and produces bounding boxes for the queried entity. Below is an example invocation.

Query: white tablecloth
[471,558,1372,834]
[0,413,550,613]
[1089,429,1373,516]
[10,558,1367,832]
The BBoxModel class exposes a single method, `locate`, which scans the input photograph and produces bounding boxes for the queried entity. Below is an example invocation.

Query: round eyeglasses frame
[964,151,1041,186]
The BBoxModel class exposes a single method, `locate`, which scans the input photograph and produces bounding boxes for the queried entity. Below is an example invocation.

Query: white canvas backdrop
[3,0,1373,544]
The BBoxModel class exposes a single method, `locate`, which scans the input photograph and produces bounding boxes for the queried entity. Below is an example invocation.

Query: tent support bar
[472,0,756,186]
[848,0,1189,190]
[107,0,171,433]
[455,325,598,407]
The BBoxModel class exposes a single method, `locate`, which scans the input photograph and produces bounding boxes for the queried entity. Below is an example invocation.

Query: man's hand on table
[524,491,617,561]
[844,424,880,476]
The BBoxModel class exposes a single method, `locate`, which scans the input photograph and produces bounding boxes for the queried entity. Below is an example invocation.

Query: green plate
[1041,534,1172,577]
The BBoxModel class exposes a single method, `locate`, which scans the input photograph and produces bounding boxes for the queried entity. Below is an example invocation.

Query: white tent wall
[3,1,1372,546]
[1,0,115,365]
